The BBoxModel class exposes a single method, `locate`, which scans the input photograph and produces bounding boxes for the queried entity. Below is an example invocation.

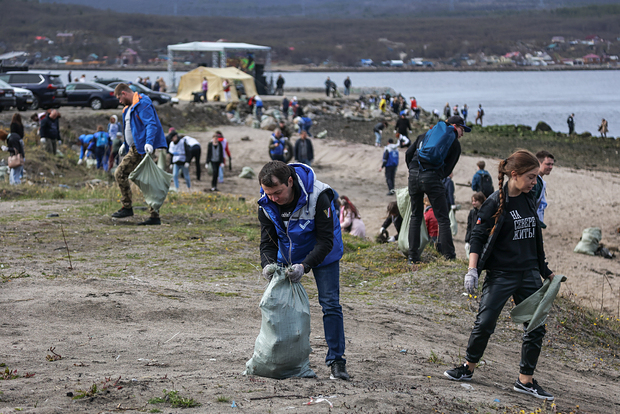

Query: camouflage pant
[114,146,158,218]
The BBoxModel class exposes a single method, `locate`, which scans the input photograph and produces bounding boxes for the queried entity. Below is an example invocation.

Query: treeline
[1,1,619,66]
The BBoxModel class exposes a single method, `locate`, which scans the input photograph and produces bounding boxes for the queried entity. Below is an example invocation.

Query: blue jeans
[312,260,346,365]
[374,131,382,145]
[173,163,191,189]
[408,169,455,261]
[10,165,23,185]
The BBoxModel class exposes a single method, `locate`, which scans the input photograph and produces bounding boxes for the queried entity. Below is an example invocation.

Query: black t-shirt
[484,193,539,272]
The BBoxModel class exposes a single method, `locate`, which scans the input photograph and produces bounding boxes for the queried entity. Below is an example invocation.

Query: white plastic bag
[244,266,315,379]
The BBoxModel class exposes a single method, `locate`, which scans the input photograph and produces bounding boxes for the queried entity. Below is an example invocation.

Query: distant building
[118,35,133,45]
[121,48,140,65]
[551,36,565,43]
[56,32,74,44]
[583,54,601,64]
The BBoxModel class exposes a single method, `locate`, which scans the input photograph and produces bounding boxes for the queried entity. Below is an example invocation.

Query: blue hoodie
[120,93,167,155]
[258,164,343,267]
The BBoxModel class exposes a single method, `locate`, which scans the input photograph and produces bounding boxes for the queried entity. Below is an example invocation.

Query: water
[51,69,619,137]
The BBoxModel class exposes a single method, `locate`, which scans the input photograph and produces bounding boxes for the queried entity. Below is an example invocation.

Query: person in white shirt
[168,134,191,190]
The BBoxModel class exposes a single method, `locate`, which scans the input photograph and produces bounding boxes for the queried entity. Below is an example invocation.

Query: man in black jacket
[405,115,470,265]
[294,130,314,166]
[40,110,61,155]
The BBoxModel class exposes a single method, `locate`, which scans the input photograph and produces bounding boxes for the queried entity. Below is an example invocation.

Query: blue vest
[258,164,343,267]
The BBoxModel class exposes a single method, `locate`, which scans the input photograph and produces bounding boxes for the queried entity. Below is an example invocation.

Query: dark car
[0,79,17,111]
[0,71,66,109]
[103,80,176,106]
[64,82,119,110]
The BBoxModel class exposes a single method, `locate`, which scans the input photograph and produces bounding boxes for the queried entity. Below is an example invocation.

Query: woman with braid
[443,150,556,401]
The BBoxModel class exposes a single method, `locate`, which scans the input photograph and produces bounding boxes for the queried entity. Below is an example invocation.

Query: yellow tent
[176,66,257,102]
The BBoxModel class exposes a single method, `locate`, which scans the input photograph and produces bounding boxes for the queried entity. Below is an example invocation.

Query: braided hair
[490,150,540,235]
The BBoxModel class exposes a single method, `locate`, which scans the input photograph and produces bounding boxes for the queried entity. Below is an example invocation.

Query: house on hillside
[121,48,140,65]
[583,54,601,64]
[56,32,74,44]
[551,36,565,43]
[118,36,133,45]
[585,35,603,44]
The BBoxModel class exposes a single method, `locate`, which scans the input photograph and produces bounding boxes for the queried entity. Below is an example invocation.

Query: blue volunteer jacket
[120,93,167,155]
[258,164,344,267]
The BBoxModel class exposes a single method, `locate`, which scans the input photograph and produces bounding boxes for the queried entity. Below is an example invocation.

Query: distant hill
[2,1,619,66]
[38,0,620,18]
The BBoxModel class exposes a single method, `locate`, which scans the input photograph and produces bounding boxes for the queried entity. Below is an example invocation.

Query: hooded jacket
[258,164,343,268]
[382,143,400,168]
[469,185,552,278]
[120,93,167,155]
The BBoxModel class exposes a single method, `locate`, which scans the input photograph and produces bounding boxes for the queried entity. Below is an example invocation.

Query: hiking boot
[513,378,554,401]
[329,361,350,381]
[111,207,133,218]
[137,217,161,226]
[443,363,474,381]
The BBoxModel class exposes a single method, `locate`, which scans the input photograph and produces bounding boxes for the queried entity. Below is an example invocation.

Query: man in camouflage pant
[111,83,168,225]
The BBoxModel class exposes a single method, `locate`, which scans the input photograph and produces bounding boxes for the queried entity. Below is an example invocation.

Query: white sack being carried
[574,227,602,255]
[128,154,173,212]
[449,208,458,236]
[244,265,315,379]
[396,187,430,256]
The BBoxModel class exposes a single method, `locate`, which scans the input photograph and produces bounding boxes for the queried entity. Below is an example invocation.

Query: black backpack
[481,172,494,197]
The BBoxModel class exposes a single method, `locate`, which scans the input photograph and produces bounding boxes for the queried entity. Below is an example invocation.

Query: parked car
[101,80,177,106]
[13,86,35,111]
[0,71,66,109]
[64,82,119,110]
[0,81,16,111]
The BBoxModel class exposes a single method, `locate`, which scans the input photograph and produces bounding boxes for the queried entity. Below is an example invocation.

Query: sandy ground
[173,124,620,314]
[2,121,620,413]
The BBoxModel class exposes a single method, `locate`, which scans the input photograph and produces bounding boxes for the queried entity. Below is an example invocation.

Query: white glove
[262,264,277,282]
[77,158,83,165]
[119,143,126,155]
[58,140,62,145]
[184,162,190,169]
[464,268,479,295]
[379,227,385,233]
[451,204,457,210]
[144,143,154,154]
[40,138,46,143]
[1,145,7,152]
[465,242,470,252]
[286,264,305,283]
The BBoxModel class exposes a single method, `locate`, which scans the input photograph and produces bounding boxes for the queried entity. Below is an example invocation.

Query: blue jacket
[270,134,286,156]
[121,93,167,155]
[471,169,489,192]
[258,164,343,268]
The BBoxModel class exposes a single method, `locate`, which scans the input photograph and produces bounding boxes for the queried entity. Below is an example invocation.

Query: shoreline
[30,64,620,73]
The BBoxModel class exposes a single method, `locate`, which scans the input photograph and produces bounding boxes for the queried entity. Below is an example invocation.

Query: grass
[216,395,231,403]
[148,389,201,408]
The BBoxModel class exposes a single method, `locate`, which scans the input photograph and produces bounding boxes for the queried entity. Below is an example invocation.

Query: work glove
[40,138,46,144]
[464,268,479,295]
[119,143,127,156]
[262,264,277,282]
[144,143,154,154]
[286,264,305,283]
[184,162,190,169]
[58,140,62,145]
[464,242,470,253]
[77,158,83,165]
[379,227,385,234]
[1,145,7,152]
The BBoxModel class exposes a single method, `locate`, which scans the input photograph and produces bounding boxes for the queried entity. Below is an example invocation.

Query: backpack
[385,147,399,167]
[417,122,456,170]
[481,172,494,197]
[95,131,109,148]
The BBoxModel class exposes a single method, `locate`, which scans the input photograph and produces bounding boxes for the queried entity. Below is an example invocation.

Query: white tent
[176,66,258,102]
[167,41,271,90]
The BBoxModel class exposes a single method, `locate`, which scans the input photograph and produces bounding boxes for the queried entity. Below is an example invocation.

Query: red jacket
[424,207,438,238]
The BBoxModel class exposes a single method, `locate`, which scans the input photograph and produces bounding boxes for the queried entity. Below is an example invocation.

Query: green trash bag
[449,208,458,236]
[574,227,601,255]
[510,275,567,333]
[244,265,315,379]
[396,187,429,256]
[128,154,173,213]
[157,149,168,171]
[238,166,255,179]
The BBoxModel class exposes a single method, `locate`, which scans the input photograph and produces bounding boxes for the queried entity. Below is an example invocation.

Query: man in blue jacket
[112,83,168,225]
[257,161,349,381]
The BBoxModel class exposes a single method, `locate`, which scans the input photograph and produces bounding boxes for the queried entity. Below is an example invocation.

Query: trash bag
[157,149,167,171]
[574,227,602,255]
[510,275,567,333]
[128,154,173,213]
[396,187,429,256]
[244,265,315,379]
[449,208,458,236]
[238,166,255,179]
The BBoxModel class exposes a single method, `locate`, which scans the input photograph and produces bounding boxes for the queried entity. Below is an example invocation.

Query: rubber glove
[464,268,479,295]
[1,145,7,152]
[119,143,126,155]
[380,227,385,233]
[144,143,154,154]
[184,162,190,169]
[58,140,62,145]
[77,158,83,165]
[262,264,277,282]
[286,264,305,283]
[40,138,46,143]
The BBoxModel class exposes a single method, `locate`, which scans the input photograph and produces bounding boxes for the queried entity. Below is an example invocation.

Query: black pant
[186,145,202,180]
[466,269,545,375]
[407,169,455,260]
[385,166,396,191]
[209,161,220,189]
